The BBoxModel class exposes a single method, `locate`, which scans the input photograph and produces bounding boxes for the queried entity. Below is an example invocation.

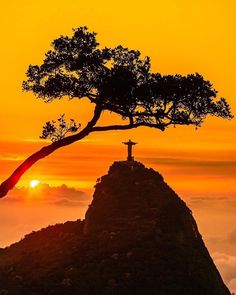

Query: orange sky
[0,0,235,194]
[0,2,236,290]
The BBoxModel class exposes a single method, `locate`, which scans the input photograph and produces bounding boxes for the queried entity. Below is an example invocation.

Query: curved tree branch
[92,122,165,132]
[0,105,102,198]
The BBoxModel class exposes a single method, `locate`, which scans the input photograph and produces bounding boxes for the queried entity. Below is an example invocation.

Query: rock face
[0,161,231,295]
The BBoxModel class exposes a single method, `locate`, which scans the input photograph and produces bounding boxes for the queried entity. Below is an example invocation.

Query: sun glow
[30,179,40,188]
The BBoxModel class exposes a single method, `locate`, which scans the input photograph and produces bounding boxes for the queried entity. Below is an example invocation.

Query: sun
[30,179,40,188]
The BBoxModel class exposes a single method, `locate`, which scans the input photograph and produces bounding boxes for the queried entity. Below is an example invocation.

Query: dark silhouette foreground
[0,161,231,295]
[0,27,233,197]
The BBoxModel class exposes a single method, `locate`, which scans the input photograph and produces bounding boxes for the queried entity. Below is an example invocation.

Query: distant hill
[0,161,231,295]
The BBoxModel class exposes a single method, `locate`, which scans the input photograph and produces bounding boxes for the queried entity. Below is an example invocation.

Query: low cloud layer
[227,230,236,244]
[3,183,90,207]
[0,184,91,248]
[185,196,236,294]
[213,252,236,294]
[142,157,236,177]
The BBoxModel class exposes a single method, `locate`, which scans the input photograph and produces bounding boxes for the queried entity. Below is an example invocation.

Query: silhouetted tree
[0,27,233,197]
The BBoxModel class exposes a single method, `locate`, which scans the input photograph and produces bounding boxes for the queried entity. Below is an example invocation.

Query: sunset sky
[0,0,236,291]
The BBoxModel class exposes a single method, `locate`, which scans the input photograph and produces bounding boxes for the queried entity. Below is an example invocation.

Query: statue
[122,139,137,161]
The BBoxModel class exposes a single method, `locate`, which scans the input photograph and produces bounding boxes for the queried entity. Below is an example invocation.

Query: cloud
[53,198,87,207]
[0,156,25,162]
[229,279,236,295]
[4,183,90,207]
[226,229,236,245]
[0,183,91,247]
[212,252,236,293]
[188,195,236,212]
[186,195,236,211]
[141,157,236,177]
[189,196,229,204]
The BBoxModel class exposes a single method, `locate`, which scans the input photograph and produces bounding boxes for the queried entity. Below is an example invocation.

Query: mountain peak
[83,160,230,294]
[107,160,163,181]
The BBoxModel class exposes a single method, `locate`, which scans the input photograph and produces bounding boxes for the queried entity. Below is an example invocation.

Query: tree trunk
[0,106,102,198]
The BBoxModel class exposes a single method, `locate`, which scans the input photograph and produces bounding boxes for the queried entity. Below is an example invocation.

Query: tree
[0,26,233,198]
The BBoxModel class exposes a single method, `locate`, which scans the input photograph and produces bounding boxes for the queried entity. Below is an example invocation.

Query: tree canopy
[0,26,233,198]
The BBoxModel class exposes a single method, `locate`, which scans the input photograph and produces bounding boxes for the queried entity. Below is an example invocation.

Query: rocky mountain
[0,161,231,295]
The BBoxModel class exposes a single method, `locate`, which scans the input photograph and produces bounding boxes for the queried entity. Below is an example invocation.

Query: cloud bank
[3,183,90,207]
[213,252,236,294]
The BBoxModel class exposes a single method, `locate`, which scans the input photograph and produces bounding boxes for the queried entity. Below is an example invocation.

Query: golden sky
[0,0,235,193]
[0,2,236,290]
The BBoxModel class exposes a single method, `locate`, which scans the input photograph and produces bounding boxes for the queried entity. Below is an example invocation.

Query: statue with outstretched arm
[122,139,137,161]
